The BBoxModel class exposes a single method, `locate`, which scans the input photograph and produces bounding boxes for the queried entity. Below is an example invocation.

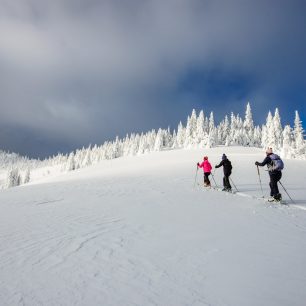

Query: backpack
[270,154,284,171]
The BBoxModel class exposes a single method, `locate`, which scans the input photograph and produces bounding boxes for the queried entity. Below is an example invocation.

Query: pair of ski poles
[256,165,295,204]
[213,167,239,192]
[194,165,218,188]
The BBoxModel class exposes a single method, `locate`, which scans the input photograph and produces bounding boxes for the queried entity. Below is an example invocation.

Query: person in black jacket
[215,154,232,191]
[255,148,282,202]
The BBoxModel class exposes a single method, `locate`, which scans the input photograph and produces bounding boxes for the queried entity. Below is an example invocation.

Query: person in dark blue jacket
[215,154,232,191]
[255,148,282,202]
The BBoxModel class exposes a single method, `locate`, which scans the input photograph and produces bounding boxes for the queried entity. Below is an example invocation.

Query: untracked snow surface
[0,147,306,306]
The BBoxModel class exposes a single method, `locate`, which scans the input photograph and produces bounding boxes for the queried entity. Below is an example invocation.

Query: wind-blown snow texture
[0,147,306,306]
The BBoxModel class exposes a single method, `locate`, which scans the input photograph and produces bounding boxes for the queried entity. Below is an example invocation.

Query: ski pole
[193,165,199,188]
[256,165,264,198]
[230,177,239,192]
[210,171,218,188]
[279,181,295,204]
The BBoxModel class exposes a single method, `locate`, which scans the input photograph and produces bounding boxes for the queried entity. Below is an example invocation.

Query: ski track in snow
[0,147,306,306]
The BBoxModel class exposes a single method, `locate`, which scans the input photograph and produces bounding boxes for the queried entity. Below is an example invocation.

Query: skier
[197,156,212,187]
[255,148,282,202]
[215,154,232,191]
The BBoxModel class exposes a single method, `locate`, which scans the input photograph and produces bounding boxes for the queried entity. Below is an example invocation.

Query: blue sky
[0,0,305,158]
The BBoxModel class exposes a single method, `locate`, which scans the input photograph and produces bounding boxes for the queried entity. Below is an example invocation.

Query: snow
[0,146,306,306]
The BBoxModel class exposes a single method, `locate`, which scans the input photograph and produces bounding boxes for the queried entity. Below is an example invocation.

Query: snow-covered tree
[281,125,293,158]
[243,102,254,146]
[263,111,276,149]
[207,112,217,147]
[23,168,31,184]
[273,108,283,150]
[190,109,197,141]
[6,168,22,188]
[154,129,164,151]
[293,110,305,156]
[66,152,76,171]
[218,115,230,145]
[196,110,206,146]
[176,122,185,148]
[82,147,92,167]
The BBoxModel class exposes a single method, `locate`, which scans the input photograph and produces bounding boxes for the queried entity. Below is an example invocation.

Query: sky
[0,0,306,158]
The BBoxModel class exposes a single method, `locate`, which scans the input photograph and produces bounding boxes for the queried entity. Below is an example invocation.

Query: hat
[266,148,273,154]
[203,156,208,160]
[222,154,227,160]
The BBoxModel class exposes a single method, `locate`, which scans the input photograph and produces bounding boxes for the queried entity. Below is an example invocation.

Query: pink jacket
[198,160,212,173]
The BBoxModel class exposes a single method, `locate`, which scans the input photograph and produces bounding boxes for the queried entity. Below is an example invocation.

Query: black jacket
[216,159,232,175]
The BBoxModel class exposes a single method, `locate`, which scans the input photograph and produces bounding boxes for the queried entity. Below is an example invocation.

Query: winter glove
[255,161,259,166]
[197,162,200,166]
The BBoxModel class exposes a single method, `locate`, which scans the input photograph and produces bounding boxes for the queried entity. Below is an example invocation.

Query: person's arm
[215,160,223,168]
[197,161,204,168]
[255,156,271,167]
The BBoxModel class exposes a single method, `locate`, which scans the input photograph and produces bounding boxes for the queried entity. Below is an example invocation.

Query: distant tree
[184,116,192,147]
[273,108,283,149]
[154,129,164,151]
[176,122,185,148]
[263,111,275,149]
[196,110,206,146]
[293,110,305,156]
[281,125,293,158]
[6,168,22,188]
[66,152,76,171]
[23,168,31,184]
[243,102,254,146]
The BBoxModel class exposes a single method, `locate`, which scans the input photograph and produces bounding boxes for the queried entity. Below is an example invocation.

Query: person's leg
[270,174,278,197]
[274,172,282,200]
[223,175,231,190]
[269,181,273,196]
[275,171,282,194]
[207,173,211,186]
[227,174,232,189]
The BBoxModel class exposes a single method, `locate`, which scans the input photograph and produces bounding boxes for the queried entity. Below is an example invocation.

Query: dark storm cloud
[0,0,305,157]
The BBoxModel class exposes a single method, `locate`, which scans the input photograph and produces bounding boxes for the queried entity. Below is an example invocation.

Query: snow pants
[269,171,282,196]
[223,174,232,189]
[204,172,211,185]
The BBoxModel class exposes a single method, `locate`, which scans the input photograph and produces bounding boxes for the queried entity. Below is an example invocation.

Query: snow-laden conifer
[6,168,22,188]
[176,122,185,148]
[66,152,76,171]
[273,108,283,150]
[243,102,254,146]
[281,125,293,158]
[293,110,305,156]
[23,168,31,184]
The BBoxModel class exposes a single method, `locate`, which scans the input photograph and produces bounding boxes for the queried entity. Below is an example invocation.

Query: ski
[197,184,288,205]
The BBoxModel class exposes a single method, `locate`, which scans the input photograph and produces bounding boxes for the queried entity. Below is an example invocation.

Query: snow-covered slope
[0,147,306,306]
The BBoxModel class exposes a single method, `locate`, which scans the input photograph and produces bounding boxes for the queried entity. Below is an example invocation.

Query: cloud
[0,0,305,156]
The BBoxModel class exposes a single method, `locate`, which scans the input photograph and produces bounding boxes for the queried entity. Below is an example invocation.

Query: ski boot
[273,193,282,202]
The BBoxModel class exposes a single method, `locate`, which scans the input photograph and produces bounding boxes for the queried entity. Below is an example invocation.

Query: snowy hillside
[1,147,306,306]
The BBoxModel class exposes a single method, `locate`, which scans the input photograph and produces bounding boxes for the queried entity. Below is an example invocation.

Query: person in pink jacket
[197,156,212,187]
